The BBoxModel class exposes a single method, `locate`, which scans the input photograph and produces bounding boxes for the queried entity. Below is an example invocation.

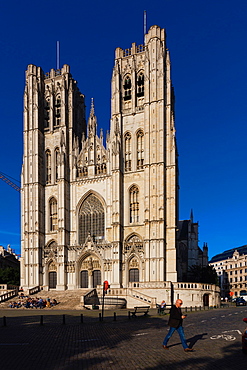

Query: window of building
[124,133,132,171]
[230,264,232,268]
[123,76,131,100]
[235,270,238,274]
[54,95,61,126]
[46,150,51,184]
[78,194,105,245]
[44,97,50,129]
[55,148,59,182]
[136,72,144,97]
[235,277,238,282]
[130,185,139,223]
[49,197,58,231]
[230,278,232,283]
[240,269,243,274]
[230,271,232,275]
[245,268,247,273]
[136,130,144,169]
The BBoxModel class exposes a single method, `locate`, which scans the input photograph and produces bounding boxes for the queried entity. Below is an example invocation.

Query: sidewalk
[1,307,246,370]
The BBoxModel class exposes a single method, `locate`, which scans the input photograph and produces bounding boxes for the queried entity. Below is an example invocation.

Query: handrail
[0,289,18,303]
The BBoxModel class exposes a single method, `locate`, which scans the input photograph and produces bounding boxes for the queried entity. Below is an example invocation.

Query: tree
[0,267,20,286]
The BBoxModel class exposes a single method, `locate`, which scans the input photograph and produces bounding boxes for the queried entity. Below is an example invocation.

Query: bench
[130,306,150,317]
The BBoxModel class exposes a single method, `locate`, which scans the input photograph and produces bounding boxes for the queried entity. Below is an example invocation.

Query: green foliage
[188,264,219,285]
[0,267,20,286]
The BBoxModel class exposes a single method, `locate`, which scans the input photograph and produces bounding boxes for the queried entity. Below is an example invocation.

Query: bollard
[40,315,43,326]
[99,313,102,321]
[62,314,66,324]
[199,306,201,311]
[3,316,7,327]
[195,306,197,311]
[190,306,192,312]
[114,312,116,321]
[185,306,187,313]
[81,314,83,323]
[128,311,131,320]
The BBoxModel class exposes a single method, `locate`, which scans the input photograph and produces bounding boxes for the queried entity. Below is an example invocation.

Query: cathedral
[20,25,218,307]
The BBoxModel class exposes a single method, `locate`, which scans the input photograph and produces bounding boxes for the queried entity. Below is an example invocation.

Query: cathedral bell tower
[21,64,86,289]
[110,25,178,283]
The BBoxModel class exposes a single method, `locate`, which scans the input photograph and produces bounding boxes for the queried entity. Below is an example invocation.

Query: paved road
[1,307,247,369]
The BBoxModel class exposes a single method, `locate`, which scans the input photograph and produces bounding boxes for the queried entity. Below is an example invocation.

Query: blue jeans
[163,326,188,349]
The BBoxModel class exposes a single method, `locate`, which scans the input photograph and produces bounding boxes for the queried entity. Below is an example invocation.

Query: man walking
[162,299,193,352]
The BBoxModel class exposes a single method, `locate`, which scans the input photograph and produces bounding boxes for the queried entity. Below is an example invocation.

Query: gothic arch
[77,191,106,245]
[77,251,102,289]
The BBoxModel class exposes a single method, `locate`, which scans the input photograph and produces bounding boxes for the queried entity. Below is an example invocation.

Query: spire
[190,209,193,223]
[87,98,97,137]
[90,97,95,116]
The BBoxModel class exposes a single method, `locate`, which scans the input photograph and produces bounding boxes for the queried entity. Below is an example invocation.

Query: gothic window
[123,75,131,100]
[136,130,144,169]
[79,194,105,245]
[129,268,139,282]
[124,133,131,171]
[54,95,61,126]
[55,148,60,182]
[49,197,58,232]
[137,72,144,97]
[130,185,139,223]
[46,150,51,184]
[44,97,50,129]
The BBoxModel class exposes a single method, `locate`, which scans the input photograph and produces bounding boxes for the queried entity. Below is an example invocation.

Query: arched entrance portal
[48,261,57,289]
[49,272,57,289]
[79,255,101,289]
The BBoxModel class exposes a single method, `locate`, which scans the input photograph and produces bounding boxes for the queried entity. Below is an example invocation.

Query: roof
[209,245,247,263]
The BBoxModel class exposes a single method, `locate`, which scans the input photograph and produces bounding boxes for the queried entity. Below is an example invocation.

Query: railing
[0,284,19,291]
[27,286,40,295]
[0,288,18,303]
[128,288,156,308]
[83,289,100,305]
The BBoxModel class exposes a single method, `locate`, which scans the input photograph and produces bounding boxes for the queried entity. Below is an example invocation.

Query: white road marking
[201,320,207,322]
[132,333,148,336]
[211,317,216,320]
[221,315,225,318]
[222,330,242,335]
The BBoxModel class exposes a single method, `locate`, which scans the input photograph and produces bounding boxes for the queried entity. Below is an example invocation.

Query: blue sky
[0,0,246,259]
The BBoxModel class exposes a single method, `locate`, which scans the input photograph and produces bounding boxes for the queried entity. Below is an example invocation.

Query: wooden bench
[130,306,150,317]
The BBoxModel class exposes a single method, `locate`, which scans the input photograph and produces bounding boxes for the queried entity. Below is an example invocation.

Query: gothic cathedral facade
[21,25,178,291]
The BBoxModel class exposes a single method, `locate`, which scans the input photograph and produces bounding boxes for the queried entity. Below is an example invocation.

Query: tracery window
[130,185,139,223]
[46,150,51,184]
[49,197,58,231]
[136,72,144,97]
[54,95,61,126]
[55,148,60,182]
[79,194,104,245]
[44,97,50,129]
[124,133,131,171]
[136,130,144,169]
[123,75,131,100]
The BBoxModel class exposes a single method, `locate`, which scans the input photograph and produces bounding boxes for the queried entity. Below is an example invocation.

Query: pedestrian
[162,299,193,352]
